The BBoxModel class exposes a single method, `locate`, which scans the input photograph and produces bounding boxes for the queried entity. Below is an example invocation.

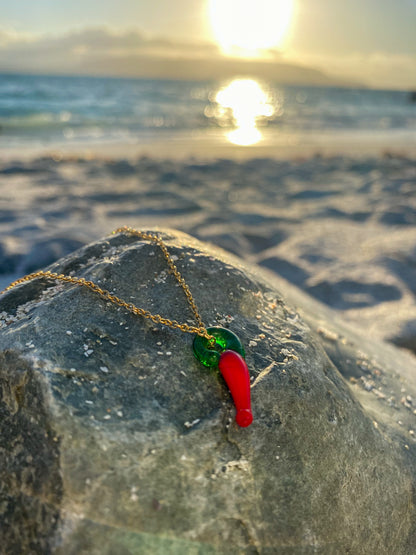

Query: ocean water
[0,73,415,149]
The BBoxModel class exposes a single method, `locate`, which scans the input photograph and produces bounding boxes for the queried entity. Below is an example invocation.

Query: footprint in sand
[306,279,402,309]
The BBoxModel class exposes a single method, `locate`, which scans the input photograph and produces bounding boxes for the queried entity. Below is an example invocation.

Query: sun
[209,0,294,57]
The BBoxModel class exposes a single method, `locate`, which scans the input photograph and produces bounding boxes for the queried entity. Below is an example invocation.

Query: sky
[0,0,415,89]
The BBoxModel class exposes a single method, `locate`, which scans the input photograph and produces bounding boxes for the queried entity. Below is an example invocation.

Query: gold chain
[0,227,214,341]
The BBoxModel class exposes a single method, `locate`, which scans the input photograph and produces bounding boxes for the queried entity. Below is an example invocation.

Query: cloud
[0,26,337,85]
[288,51,416,90]
[0,26,220,71]
[0,28,34,46]
[1,26,413,89]
[292,0,416,58]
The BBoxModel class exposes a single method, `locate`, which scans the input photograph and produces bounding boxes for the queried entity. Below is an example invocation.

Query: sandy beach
[1,144,415,357]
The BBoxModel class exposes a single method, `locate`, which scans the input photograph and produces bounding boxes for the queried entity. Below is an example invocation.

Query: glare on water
[210,79,275,146]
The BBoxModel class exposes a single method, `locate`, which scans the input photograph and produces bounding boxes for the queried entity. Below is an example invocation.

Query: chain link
[0,227,214,341]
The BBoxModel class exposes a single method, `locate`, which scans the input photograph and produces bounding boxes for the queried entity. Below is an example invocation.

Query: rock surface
[0,229,416,554]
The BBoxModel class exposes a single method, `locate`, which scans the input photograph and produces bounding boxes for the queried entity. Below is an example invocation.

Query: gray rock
[0,229,416,554]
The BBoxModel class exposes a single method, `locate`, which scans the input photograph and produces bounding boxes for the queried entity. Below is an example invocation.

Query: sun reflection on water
[207,79,276,146]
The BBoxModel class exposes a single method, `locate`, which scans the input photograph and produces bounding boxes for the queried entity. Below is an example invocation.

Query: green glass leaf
[193,327,245,368]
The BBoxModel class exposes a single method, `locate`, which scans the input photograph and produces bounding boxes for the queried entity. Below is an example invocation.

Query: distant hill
[76,53,350,87]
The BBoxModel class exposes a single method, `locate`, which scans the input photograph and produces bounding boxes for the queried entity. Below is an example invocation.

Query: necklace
[0,227,253,427]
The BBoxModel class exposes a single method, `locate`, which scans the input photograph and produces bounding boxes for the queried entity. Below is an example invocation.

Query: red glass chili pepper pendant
[193,327,253,428]
[218,350,253,428]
